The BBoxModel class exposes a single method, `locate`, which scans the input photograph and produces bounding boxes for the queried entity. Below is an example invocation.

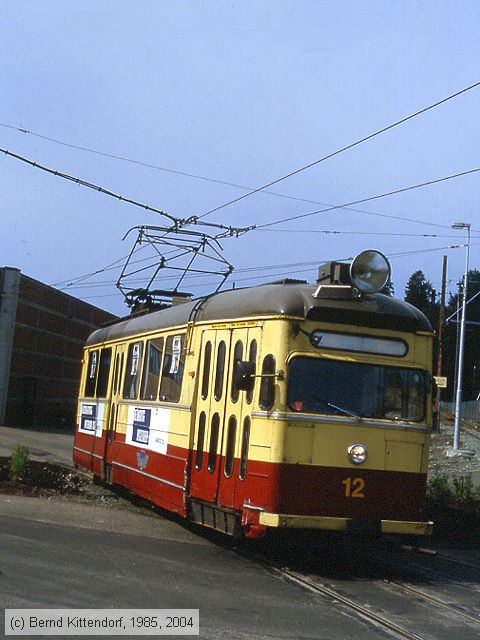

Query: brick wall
[4,272,117,428]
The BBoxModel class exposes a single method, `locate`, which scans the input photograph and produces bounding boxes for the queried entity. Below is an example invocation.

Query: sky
[1,0,479,315]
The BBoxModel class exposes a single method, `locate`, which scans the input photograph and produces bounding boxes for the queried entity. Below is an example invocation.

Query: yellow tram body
[74,276,434,539]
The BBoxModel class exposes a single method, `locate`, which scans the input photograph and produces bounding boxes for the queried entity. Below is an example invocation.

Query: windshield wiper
[326,401,363,421]
[314,396,363,421]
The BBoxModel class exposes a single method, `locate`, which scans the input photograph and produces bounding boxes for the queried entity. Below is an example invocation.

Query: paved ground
[1,425,479,638]
[0,494,372,640]
[0,426,363,638]
[2,422,479,487]
[0,425,74,467]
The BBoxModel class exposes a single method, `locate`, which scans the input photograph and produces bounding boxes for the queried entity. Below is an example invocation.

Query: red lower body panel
[271,463,427,521]
[74,430,427,531]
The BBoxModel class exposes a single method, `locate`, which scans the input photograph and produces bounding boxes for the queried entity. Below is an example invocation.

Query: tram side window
[214,341,226,401]
[201,341,212,400]
[239,416,250,480]
[224,415,237,477]
[230,340,243,403]
[159,334,185,403]
[84,350,99,397]
[141,338,164,400]
[96,348,112,398]
[123,342,144,400]
[112,353,120,396]
[246,340,257,404]
[208,413,220,473]
[195,412,206,470]
[259,354,276,410]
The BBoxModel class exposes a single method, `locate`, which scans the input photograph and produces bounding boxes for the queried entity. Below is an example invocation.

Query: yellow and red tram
[73,252,434,539]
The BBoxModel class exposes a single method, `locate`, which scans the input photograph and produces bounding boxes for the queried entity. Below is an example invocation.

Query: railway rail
[230,534,480,640]
[277,567,424,640]
[275,563,479,640]
[405,546,480,573]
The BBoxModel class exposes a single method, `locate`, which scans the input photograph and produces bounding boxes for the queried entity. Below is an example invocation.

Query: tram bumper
[258,512,433,536]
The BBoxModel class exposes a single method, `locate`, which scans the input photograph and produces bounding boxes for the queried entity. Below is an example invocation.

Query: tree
[404,270,435,318]
[443,269,480,401]
[380,280,394,296]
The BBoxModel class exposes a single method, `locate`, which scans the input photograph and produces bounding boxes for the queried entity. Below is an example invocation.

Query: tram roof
[86,283,432,346]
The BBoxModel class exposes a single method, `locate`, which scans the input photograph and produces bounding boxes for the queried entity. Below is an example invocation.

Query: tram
[73,251,434,539]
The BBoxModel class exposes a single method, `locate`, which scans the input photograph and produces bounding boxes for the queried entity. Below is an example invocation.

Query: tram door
[190,326,260,506]
[217,327,260,508]
[190,328,231,502]
[102,345,125,475]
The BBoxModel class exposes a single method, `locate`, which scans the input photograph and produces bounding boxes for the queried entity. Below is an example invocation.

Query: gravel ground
[428,414,480,488]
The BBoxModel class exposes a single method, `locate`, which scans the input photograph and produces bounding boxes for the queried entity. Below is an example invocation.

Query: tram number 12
[342,477,365,498]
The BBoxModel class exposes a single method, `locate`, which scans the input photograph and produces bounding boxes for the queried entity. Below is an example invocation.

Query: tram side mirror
[234,361,255,391]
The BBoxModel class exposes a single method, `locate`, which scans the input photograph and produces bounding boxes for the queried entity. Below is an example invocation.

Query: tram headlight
[348,443,367,465]
[350,250,391,294]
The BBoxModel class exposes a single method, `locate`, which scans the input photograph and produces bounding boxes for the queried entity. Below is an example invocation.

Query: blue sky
[1,1,479,314]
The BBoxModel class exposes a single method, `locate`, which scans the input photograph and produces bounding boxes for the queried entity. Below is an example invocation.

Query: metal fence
[441,400,480,423]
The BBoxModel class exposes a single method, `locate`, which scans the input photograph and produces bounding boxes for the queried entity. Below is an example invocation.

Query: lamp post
[451,222,471,451]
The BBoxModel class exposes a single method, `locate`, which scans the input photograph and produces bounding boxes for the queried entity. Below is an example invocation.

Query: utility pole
[451,222,471,452]
[453,291,461,397]
[433,255,447,432]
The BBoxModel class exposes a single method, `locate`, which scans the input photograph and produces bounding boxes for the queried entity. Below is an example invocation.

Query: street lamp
[451,221,471,451]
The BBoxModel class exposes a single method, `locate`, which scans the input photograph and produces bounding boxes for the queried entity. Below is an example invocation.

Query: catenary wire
[66,243,479,296]
[3,145,479,237]
[58,233,480,291]
[0,147,179,224]
[256,168,480,229]
[78,242,476,301]
[0,120,468,229]
[56,223,480,291]
[255,229,480,238]
[51,247,147,287]
[195,80,480,220]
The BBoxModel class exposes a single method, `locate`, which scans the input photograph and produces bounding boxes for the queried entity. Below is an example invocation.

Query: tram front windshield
[288,357,429,422]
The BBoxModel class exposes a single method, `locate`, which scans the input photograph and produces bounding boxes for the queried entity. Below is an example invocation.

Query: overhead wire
[3,144,479,241]
[0,120,465,228]
[54,209,480,291]
[3,81,480,305]
[0,147,179,224]
[195,80,480,220]
[255,229,480,238]
[6,80,474,229]
[52,246,147,287]
[390,244,480,257]
[255,167,480,229]
[62,243,480,297]
[78,241,479,301]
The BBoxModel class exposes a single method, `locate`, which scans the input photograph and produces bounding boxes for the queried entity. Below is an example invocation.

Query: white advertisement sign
[125,405,171,455]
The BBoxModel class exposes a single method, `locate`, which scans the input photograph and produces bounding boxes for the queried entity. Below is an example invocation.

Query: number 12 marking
[342,477,365,498]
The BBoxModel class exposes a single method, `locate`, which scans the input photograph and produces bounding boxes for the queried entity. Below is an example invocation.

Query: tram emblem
[136,450,149,470]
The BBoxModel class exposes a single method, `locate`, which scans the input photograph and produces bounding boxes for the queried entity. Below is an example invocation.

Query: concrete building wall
[0,268,117,428]
[0,268,21,424]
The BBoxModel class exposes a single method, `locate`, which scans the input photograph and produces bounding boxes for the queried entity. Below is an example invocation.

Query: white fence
[441,400,480,423]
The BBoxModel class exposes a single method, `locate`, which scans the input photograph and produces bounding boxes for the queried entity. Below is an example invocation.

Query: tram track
[230,536,480,640]
[274,565,479,640]
[405,546,480,573]
[381,577,479,624]
[380,544,480,593]
[276,567,424,640]
[434,550,480,573]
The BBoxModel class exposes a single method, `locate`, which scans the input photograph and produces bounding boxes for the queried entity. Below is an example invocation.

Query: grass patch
[428,473,480,510]
[0,456,88,497]
[427,474,480,546]
[9,444,30,483]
